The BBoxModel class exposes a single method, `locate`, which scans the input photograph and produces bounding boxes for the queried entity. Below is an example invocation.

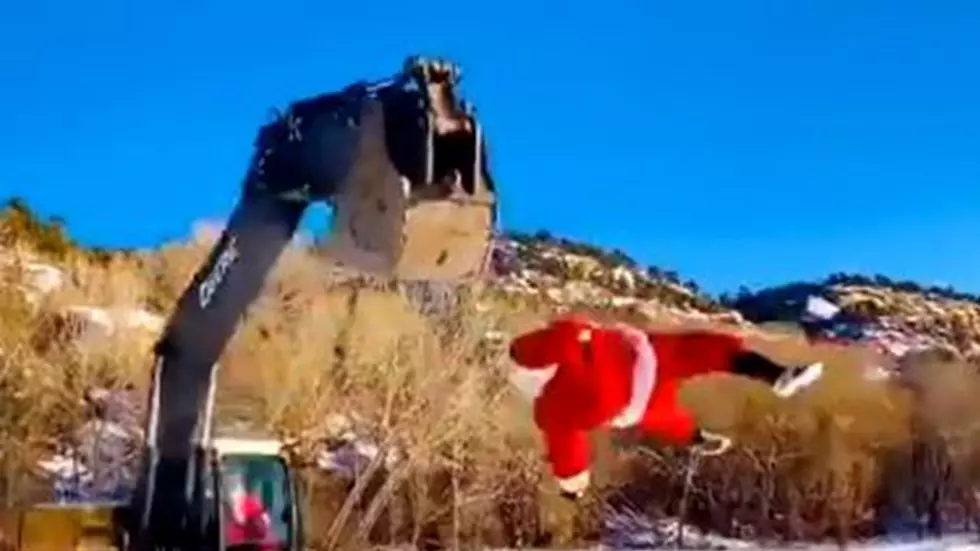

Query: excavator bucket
[322,57,497,281]
[325,157,496,281]
[398,189,495,280]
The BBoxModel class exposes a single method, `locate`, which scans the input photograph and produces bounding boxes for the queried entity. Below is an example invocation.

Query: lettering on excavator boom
[198,235,240,309]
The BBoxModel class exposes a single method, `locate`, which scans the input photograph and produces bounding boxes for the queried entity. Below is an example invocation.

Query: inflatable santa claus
[507,316,824,500]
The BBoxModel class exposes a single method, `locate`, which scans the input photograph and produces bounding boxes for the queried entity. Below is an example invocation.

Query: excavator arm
[127,57,497,550]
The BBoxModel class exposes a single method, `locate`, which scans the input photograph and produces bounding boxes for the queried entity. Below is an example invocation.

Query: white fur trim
[509,364,558,401]
[556,470,591,494]
[609,324,658,428]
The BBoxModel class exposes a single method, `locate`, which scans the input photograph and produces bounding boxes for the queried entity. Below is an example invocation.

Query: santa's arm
[541,426,591,498]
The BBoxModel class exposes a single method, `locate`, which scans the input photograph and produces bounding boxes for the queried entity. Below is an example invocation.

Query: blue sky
[2,1,979,295]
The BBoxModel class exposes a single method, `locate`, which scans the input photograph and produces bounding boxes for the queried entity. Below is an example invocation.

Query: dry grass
[1,230,980,548]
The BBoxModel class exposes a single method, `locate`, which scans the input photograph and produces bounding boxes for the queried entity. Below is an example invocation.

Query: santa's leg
[639,382,731,455]
[732,350,824,398]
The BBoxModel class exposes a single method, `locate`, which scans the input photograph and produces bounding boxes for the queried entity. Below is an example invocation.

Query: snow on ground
[637,539,980,550]
[566,542,980,550]
[599,511,980,550]
[398,539,980,551]
[497,537,980,550]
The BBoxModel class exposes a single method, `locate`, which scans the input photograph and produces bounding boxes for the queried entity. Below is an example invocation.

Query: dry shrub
[0,258,151,506]
[611,328,980,544]
[873,352,980,537]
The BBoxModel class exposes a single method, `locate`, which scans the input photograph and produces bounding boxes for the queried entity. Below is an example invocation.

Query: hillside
[495,230,980,365]
[506,232,980,360]
[3,198,980,549]
[725,275,980,361]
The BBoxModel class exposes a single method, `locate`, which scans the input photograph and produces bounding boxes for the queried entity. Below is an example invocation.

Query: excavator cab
[202,438,302,551]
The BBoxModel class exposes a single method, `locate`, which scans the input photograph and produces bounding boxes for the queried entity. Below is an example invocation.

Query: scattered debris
[314,413,402,479]
[37,385,142,502]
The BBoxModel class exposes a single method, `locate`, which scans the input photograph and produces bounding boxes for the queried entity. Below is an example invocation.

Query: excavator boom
[129,192,306,548]
[127,56,497,550]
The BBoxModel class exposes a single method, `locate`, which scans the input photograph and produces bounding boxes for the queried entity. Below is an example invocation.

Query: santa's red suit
[507,316,823,498]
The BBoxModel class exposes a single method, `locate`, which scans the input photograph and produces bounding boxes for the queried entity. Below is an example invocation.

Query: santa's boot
[556,471,590,501]
[732,351,824,398]
[691,429,732,456]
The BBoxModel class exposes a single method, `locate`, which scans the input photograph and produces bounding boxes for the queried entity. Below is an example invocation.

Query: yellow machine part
[398,193,495,280]
[6,503,121,551]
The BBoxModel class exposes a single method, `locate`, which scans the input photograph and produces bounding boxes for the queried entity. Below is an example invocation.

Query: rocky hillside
[490,230,733,320]
[490,230,980,361]
[725,275,980,360]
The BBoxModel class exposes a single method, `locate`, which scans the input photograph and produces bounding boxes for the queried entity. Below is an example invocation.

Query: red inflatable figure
[507,316,823,499]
